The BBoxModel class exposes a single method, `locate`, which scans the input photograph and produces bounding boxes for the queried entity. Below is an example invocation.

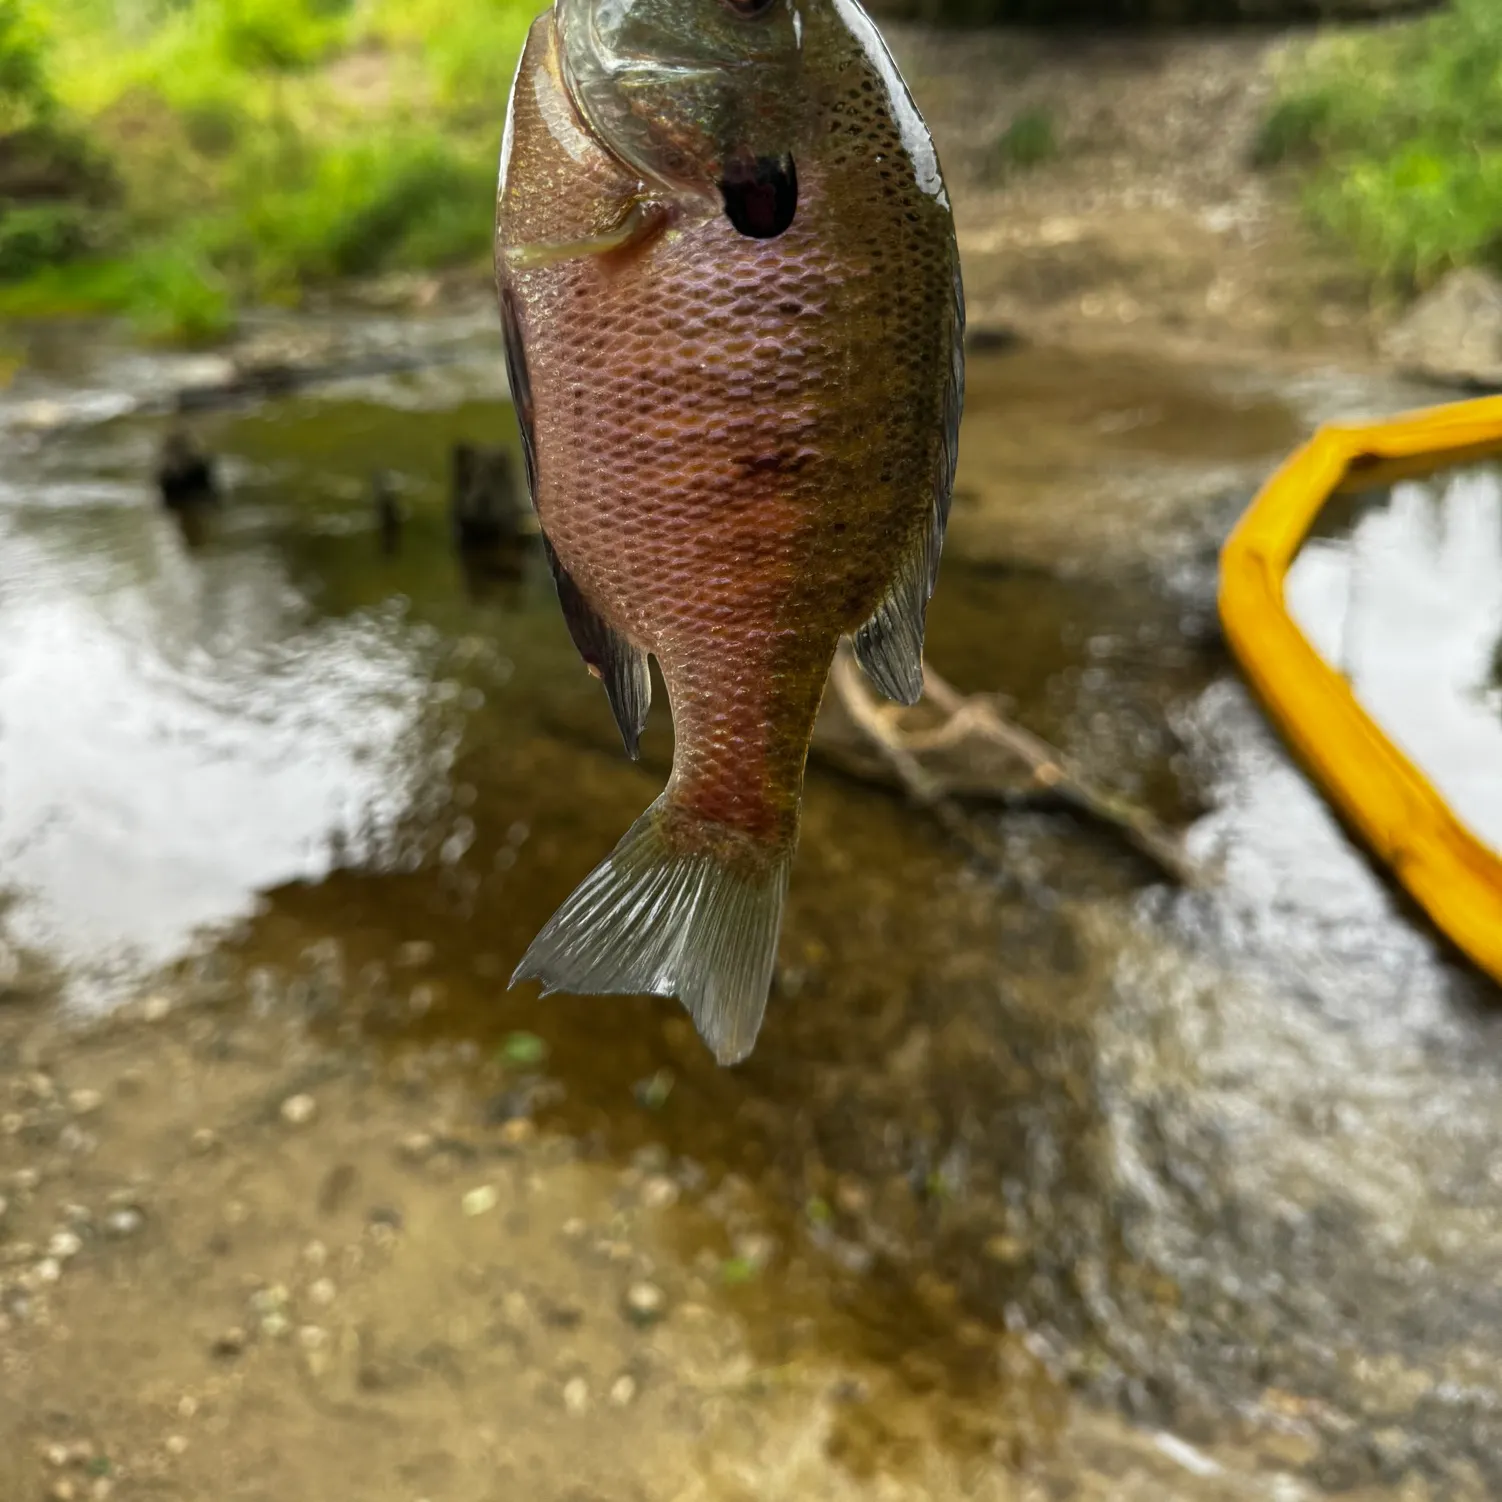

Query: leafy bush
[0,0,538,338]
[0,201,90,277]
[1259,0,1502,289]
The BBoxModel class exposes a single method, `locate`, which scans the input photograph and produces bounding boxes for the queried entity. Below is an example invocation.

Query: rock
[48,1231,82,1261]
[104,1207,143,1239]
[308,1278,337,1308]
[562,1376,590,1414]
[67,1089,102,1117]
[462,1185,499,1218]
[640,1175,680,1210]
[609,1373,638,1407]
[622,1282,667,1327]
[1381,269,1502,390]
[280,1093,317,1127]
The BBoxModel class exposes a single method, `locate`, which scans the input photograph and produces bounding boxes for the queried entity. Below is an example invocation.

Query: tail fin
[509,795,790,1066]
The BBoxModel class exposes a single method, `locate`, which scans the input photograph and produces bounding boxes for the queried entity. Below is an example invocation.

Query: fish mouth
[719,154,798,240]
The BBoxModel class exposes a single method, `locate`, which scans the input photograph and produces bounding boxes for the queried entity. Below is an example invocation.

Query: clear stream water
[2,309,1501,1495]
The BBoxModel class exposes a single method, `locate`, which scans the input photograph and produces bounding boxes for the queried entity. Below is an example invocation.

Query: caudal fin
[509,796,790,1066]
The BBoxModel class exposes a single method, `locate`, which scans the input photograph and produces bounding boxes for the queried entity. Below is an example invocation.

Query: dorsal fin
[853,255,965,705]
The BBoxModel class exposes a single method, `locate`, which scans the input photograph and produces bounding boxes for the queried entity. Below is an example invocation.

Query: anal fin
[542,533,651,759]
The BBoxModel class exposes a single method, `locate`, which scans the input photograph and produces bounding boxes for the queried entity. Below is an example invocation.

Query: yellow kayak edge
[1218,395,1502,984]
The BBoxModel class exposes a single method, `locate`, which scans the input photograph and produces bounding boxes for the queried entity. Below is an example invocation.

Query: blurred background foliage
[0,0,1489,342]
[0,0,533,340]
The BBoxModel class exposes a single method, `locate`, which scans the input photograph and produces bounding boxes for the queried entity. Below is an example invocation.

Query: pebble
[164,1434,189,1457]
[297,1324,328,1352]
[280,1094,317,1127]
[308,1278,337,1307]
[562,1377,590,1415]
[104,1208,143,1239]
[190,1128,219,1156]
[731,1231,777,1273]
[260,1312,291,1340]
[640,1175,680,1210]
[499,1118,535,1147]
[623,1282,667,1327]
[48,1232,83,1261]
[49,1481,77,1501]
[834,1177,871,1217]
[68,1089,103,1117]
[631,1144,671,1175]
[249,1285,289,1316]
[462,1185,498,1218]
[303,1240,328,1269]
[44,1443,70,1468]
[142,995,172,1023]
[34,1257,62,1284]
[398,1131,435,1163]
[609,1374,638,1407]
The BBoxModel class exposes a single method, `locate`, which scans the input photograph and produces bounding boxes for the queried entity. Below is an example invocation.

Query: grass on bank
[0,0,537,341]
[1258,0,1502,294]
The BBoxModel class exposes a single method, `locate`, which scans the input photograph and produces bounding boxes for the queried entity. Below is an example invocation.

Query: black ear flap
[720,155,798,240]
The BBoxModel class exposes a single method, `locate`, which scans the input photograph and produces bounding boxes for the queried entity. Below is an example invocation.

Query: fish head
[555,0,807,236]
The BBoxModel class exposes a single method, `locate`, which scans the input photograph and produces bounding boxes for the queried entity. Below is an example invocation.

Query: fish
[496,0,964,1065]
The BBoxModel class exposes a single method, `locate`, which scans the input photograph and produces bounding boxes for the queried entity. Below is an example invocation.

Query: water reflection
[0,445,443,1001]
[1287,464,1502,851]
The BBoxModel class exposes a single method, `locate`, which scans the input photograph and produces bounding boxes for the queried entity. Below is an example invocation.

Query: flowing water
[1,307,1500,1501]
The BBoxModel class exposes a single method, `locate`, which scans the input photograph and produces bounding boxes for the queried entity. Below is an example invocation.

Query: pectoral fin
[502,198,668,271]
[541,533,651,760]
[853,255,966,706]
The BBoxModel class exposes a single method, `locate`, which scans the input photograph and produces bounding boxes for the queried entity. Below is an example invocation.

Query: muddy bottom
[1,316,1500,1502]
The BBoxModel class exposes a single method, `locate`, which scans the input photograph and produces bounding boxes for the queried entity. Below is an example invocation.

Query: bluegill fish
[497,0,963,1064]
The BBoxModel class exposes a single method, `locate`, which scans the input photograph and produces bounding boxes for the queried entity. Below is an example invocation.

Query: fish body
[498,0,963,1064]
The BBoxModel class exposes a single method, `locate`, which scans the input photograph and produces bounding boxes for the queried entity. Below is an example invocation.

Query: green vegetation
[990,106,1058,176]
[1258,0,1502,292]
[0,0,536,341]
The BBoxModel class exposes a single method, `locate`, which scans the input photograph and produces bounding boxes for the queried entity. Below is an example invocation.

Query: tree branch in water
[824,643,1200,887]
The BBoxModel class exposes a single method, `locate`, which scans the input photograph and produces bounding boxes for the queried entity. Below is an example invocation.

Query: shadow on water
[4,322,1502,1493]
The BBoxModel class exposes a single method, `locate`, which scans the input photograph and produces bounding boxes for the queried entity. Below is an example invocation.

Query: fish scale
[498,0,963,1064]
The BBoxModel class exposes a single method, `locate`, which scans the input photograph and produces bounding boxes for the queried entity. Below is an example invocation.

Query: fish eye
[722,0,777,17]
